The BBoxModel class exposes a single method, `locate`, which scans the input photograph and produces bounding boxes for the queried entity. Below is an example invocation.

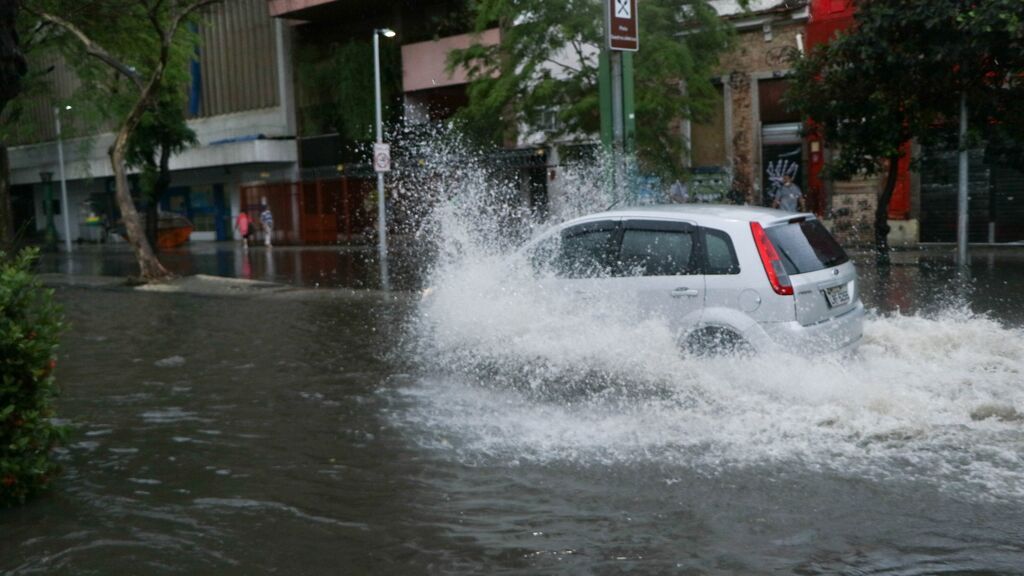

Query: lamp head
[379,28,396,38]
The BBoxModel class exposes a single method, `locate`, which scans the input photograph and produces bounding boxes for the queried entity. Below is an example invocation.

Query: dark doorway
[10,184,37,241]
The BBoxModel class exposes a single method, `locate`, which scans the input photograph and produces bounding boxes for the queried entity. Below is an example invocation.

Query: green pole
[41,173,57,251]
[599,49,613,151]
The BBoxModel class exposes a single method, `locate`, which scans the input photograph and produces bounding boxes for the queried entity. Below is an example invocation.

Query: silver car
[525,204,865,355]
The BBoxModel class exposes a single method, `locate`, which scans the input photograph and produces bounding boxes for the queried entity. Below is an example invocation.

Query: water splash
[397,127,1024,501]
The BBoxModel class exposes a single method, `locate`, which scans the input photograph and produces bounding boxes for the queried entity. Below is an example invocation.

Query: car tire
[684,327,753,357]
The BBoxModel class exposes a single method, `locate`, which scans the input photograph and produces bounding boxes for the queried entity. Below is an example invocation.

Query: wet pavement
[2,242,1024,574]
[33,241,425,292]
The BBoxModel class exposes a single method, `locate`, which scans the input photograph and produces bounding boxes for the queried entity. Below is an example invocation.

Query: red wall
[804,0,911,220]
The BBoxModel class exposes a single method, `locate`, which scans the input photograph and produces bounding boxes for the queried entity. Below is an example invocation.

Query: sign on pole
[373,143,391,173]
[607,0,638,51]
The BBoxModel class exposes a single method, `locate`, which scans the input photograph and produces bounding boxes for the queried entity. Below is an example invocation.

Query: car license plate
[824,284,850,308]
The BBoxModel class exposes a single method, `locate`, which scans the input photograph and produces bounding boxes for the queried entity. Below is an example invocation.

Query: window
[558,223,618,278]
[704,228,740,274]
[528,234,560,272]
[690,83,727,168]
[616,222,696,276]
[765,219,849,275]
[758,78,800,125]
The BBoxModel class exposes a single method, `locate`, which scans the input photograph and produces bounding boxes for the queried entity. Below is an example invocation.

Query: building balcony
[267,0,336,18]
[401,28,499,93]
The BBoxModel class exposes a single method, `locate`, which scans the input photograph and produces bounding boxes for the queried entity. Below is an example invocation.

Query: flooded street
[2,246,1024,574]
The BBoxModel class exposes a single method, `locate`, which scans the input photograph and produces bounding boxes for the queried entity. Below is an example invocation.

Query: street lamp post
[373,27,395,290]
[55,106,73,252]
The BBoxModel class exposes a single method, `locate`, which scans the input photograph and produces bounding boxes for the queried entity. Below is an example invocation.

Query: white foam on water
[394,129,1024,502]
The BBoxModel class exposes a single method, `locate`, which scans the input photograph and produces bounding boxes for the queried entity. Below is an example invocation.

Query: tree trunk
[108,47,174,281]
[111,127,171,281]
[874,154,900,265]
[0,143,14,257]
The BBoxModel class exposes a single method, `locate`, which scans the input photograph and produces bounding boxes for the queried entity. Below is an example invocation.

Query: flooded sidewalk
[34,240,426,292]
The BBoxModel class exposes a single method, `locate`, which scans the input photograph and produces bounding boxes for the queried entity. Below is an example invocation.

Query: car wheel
[684,327,753,357]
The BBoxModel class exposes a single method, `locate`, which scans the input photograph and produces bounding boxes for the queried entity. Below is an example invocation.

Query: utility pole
[373,27,395,290]
[956,91,969,269]
[55,106,72,253]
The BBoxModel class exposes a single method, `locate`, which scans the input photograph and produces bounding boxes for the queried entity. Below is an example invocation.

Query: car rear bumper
[750,301,865,354]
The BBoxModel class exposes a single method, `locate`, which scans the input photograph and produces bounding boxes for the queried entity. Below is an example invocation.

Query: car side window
[527,234,561,273]
[703,228,740,275]
[617,222,696,276]
[558,223,618,278]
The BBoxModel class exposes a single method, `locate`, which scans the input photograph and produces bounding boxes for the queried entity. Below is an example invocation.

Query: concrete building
[689,0,924,246]
[8,0,299,246]
[694,0,1024,246]
[270,0,557,219]
[688,0,810,209]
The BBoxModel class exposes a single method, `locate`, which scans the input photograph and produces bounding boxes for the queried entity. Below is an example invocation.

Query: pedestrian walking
[259,203,274,247]
[772,174,804,213]
[235,210,252,249]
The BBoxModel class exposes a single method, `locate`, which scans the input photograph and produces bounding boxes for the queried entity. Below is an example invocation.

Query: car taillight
[750,222,793,296]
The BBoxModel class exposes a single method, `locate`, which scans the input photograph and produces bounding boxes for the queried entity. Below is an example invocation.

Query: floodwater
[3,243,1024,575]
[36,241,423,291]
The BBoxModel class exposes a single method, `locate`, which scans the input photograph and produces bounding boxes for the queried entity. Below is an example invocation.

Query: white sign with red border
[373,143,391,173]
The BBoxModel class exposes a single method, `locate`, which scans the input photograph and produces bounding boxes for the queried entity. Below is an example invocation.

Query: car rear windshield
[764,219,849,275]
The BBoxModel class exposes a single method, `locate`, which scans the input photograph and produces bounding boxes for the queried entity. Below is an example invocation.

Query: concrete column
[274,19,300,183]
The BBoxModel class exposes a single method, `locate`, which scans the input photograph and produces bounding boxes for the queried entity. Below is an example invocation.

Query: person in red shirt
[235,211,253,249]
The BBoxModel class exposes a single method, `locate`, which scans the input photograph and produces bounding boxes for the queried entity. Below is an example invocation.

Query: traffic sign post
[601,0,638,201]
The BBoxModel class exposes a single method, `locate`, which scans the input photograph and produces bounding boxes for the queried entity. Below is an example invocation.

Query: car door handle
[671,287,700,298]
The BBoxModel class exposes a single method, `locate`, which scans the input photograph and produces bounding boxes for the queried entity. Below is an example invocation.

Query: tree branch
[168,0,220,39]
[146,1,169,47]
[543,57,581,73]
[571,37,588,73]
[29,10,144,90]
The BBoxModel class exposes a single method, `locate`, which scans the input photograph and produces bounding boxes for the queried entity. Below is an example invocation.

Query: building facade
[9,0,299,246]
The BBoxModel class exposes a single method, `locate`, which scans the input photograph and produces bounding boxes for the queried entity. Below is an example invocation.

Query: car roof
[563,203,809,228]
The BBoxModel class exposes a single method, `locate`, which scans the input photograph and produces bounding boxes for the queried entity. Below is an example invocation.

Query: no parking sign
[373,143,391,173]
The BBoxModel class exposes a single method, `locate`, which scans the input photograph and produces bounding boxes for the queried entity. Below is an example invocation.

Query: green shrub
[1,249,66,507]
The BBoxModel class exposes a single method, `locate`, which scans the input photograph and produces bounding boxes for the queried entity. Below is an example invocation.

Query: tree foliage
[296,39,402,145]
[0,0,27,256]
[1,248,66,507]
[448,0,740,178]
[788,0,1024,255]
[22,0,220,280]
[0,0,26,108]
[126,82,199,250]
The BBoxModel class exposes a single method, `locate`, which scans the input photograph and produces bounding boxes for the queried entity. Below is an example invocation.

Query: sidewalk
[35,241,419,293]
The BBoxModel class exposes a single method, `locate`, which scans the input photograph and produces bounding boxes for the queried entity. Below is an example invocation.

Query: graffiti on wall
[763,147,802,204]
